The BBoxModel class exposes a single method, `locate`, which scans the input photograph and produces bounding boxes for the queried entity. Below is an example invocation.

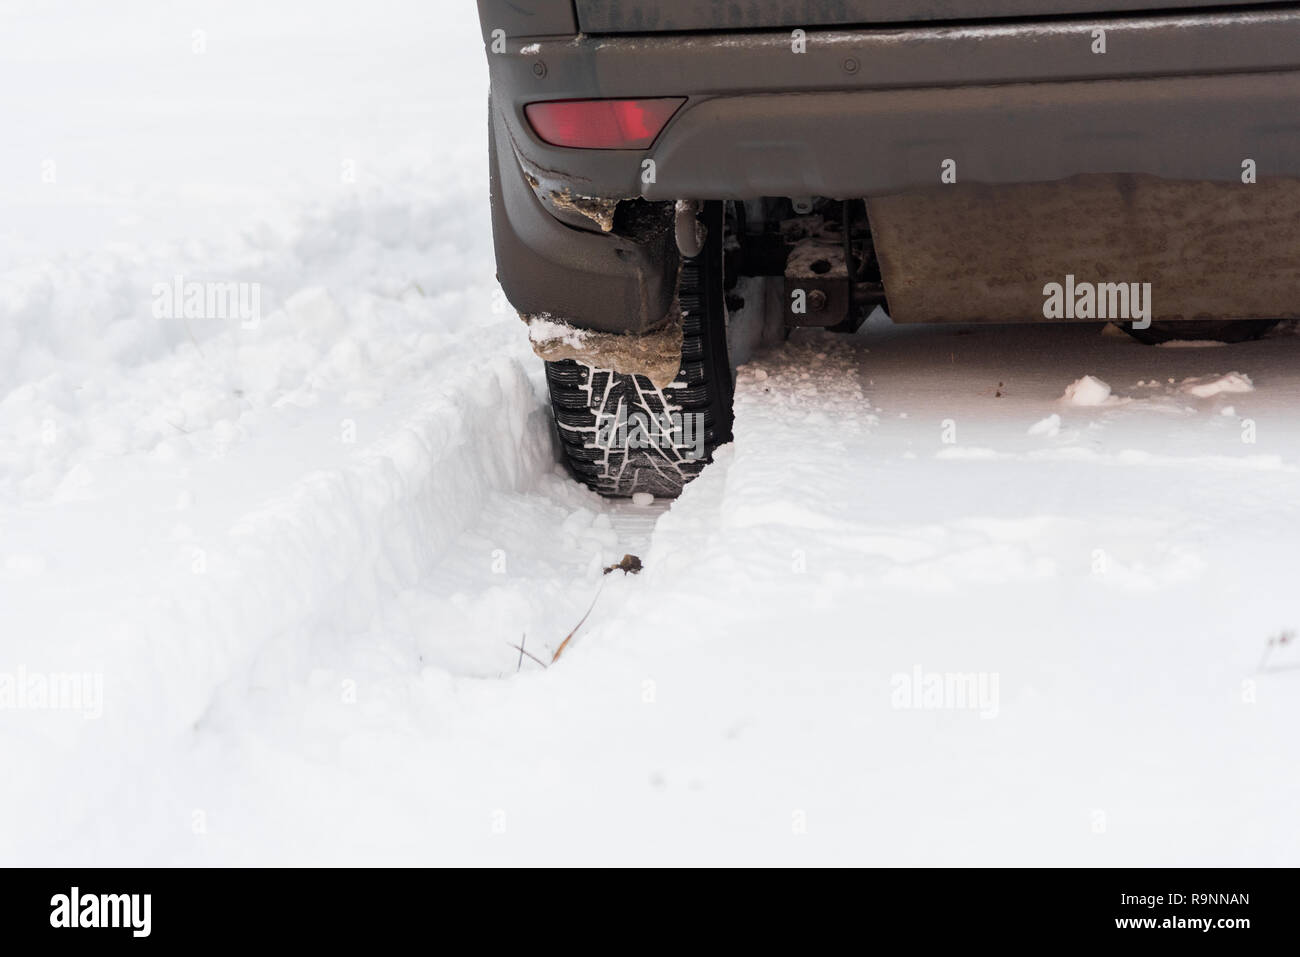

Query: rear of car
[476,0,1300,495]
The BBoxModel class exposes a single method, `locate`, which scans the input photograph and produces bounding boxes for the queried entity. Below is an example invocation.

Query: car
[476,1,1300,496]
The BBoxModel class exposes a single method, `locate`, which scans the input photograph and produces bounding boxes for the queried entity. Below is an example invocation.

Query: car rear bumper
[489,8,1300,200]
[486,8,1300,332]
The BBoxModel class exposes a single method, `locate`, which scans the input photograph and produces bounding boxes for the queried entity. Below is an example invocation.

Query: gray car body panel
[574,0,1265,32]
[476,0,576,38]
[481,5,1300,331]
[489,104,681,336]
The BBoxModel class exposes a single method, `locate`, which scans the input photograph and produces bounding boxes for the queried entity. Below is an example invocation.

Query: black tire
[1116,319,1279,345]
[545,202,734,498]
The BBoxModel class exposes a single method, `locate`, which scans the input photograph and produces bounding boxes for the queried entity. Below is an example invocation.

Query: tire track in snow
[4,345,558,861]
[24,320,1300,865]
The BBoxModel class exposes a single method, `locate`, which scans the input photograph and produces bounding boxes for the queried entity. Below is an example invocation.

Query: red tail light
[524,98,685,150]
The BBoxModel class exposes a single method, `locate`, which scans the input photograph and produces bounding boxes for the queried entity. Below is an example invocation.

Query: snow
[1061,374,1116,406]
[1180,371,1255,398]
[526,315,590,348]
[1027,413,1062,436]
[4,1,1300,866]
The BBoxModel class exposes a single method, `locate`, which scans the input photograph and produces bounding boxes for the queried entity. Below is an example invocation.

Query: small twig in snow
[552,581,605,664]
[506,640,548,671]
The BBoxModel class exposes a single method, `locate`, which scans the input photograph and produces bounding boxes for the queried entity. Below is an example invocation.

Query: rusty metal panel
[574,1,1259,33]
[867,175,1300,324]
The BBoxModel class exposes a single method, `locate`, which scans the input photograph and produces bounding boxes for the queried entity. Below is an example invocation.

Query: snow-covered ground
[4,1,1299,866]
